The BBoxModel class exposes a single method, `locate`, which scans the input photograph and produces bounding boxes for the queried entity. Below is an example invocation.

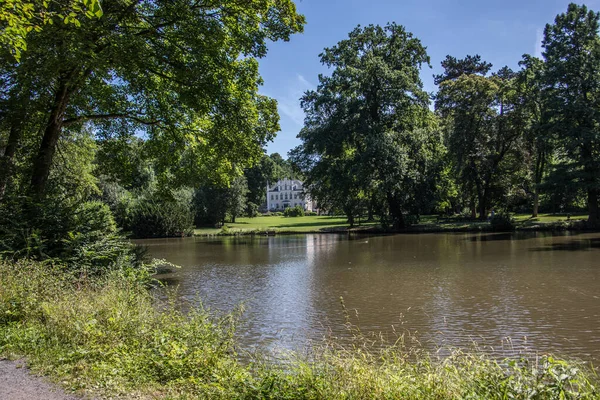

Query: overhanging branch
[63,113,162,126]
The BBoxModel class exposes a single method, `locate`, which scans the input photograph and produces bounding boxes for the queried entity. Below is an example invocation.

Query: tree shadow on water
[530,238,600,252]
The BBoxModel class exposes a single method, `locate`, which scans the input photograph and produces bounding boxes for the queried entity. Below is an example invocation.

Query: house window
[294,194,297,199]
[271,194,273,200]
[285,193,288,200]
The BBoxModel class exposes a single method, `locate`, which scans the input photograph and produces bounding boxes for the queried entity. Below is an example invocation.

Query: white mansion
[266,178,315,212]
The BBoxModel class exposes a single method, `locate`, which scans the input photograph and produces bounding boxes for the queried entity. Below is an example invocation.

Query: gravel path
[0,360,81,400]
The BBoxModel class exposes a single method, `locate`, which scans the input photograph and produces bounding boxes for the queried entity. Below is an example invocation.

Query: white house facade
[266,178,315,212]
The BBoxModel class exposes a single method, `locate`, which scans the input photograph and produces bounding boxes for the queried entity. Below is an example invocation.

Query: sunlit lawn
[194,215,375,235]
[513,213,587,223]
[419,212,588,229]
[195,213,590,235]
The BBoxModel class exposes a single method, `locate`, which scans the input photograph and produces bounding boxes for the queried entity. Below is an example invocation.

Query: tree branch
[63,113,162,126]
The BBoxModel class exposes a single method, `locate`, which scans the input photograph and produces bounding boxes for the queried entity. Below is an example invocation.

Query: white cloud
[276,74,315,126]
[534,27,544,59]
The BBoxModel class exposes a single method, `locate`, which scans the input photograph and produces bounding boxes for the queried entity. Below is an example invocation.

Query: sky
[257,0,600,157]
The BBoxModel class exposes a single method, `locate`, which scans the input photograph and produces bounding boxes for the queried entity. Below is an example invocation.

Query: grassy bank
[194,215,377,235]
[1,260,598,399]
[195,213,590,236]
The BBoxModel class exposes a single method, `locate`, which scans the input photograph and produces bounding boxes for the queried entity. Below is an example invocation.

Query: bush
[490,211,516,231]
[404,214,420,226]
[130,189,194,238]
[306,211,317,216]
[283,205,305,217]
[0,197,138,275]
[246,202,260,218]
[99,179,135,231]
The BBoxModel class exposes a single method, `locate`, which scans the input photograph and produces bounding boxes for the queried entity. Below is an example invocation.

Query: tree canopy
[291,23,442,228]
[0,0,305,201]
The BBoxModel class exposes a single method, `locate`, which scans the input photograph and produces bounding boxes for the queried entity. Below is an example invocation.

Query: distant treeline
[291,3,600,229]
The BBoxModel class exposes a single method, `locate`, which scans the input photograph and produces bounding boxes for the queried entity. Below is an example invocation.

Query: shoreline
[193,220,599,237]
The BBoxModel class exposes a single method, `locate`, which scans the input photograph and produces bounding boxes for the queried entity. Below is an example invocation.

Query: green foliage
[98,179,136,231]
[246,202,260,218]
[227,176,249,223]
[283,205,304,217]
[0,197,138,275]
[543,3,600,225]
[435,57,525,220]
[194,176,249,225]
[96,137,153,191]
[0,260,240,397]
[0,0,103,60]
[130,189,194,238]
[1,260,598,399]
[490,211,516,232]
[291,23,441,230]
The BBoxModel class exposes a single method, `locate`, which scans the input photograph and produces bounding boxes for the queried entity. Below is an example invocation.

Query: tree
[0,0,103,60]
[0,0,305,201]
[435,56,525,219]
[542,3,600,225]
[291,23,439,229]
[515,55,552,217]
[226,175,248,223]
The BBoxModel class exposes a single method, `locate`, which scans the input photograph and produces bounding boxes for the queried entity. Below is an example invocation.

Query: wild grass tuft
[1,260,598,399]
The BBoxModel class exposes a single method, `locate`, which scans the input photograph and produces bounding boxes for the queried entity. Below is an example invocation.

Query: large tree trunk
[478,189,488,220]
[29,79,72,197]
[386,192,405,230]
[582,146,599,227]
[470,196,477,219]
[532,149,545,218]
[347,213,355,228]
[588,188,599,227]
[0,119,23,201]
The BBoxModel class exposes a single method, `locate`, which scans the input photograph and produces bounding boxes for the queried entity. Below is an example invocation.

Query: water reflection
[139,232,600,362]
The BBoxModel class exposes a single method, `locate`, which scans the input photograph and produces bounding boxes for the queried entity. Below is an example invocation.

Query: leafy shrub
[99,179,135,231]
[246,202,260,218]
[404,214,420,226]
[131,189,194,238]
[283,205,305,217]
[305,211,318,216]
[490,211,516,231]
[0,197,138,275]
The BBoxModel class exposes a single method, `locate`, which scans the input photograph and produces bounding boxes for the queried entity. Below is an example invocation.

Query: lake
[139,232,600,362]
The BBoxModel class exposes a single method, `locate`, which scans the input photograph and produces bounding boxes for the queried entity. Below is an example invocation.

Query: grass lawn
[195,213,591,235]
[194,215,374,235]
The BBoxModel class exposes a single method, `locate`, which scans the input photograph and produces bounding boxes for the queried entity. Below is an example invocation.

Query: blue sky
[258,0,600,157]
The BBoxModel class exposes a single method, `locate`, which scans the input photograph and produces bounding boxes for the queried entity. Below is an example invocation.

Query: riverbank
[1,260,598,399]
[194,213,591,236]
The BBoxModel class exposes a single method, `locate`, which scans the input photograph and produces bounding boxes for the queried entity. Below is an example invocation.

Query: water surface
[140,232,600,362]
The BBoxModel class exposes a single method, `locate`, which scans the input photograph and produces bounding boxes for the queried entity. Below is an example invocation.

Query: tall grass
[1,260,598,399]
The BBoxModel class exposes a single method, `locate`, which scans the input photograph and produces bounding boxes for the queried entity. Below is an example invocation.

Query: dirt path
[0,360,81,400]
